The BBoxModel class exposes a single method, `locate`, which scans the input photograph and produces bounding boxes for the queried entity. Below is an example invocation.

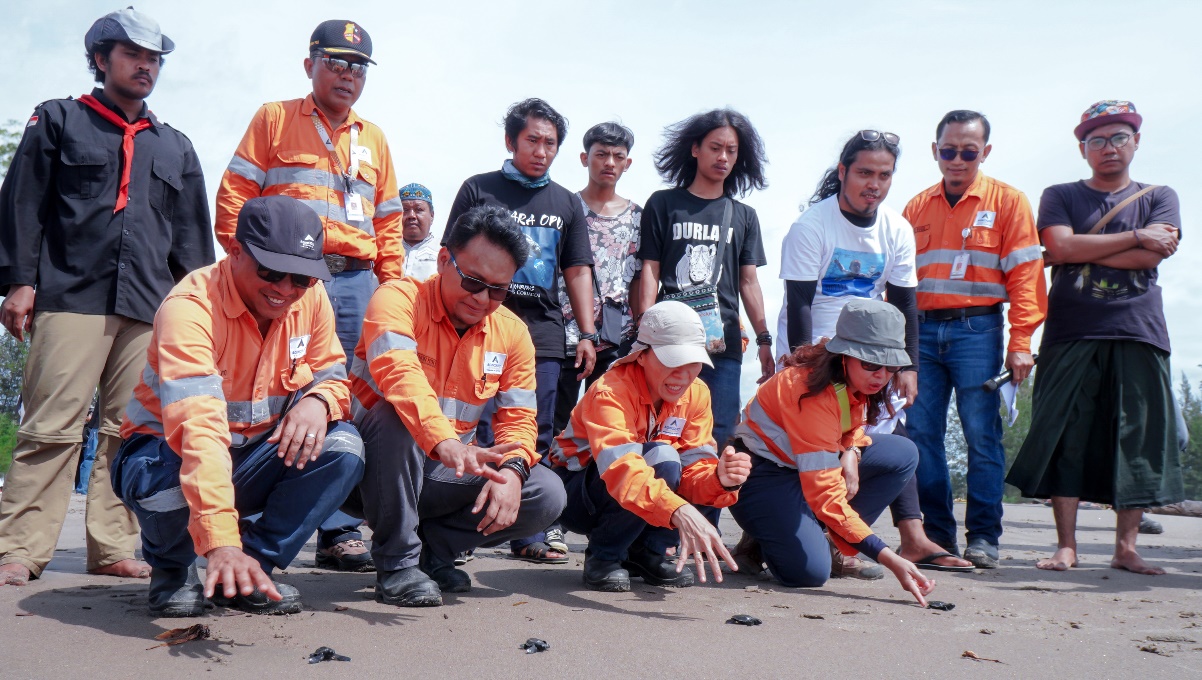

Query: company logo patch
[289,335,311,359]
[300,234,317,251]
[483,352,507,375]
[661,417,686,438]
[344,22,362,44]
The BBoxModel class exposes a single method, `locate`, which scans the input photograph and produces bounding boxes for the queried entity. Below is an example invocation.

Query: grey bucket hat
[825,298,911,368]
[85,7,174,54]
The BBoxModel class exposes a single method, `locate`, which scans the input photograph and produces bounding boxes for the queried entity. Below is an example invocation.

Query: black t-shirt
[638,188,767,360]
[1037,180,1181,353]
[443,171,593,359]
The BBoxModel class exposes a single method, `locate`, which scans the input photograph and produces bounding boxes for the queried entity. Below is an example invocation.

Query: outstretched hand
[204,546,280,601]
[878,548,935,607]
[671,504,737,584]
[432,439,521,483]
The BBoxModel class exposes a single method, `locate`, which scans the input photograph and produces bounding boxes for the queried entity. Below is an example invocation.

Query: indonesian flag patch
[26,115,38,127]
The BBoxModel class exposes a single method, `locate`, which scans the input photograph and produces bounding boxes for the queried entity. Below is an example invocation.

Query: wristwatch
[499,457,531,484]
[578,332,599,343]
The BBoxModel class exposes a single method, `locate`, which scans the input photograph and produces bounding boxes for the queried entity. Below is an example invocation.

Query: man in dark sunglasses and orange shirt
[902,110,1046,569]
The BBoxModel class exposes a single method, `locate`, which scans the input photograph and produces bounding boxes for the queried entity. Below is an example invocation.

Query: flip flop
[913,551,975,572]
[510,541,569,565]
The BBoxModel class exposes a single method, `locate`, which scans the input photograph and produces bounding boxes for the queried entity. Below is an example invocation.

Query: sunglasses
[449,252,510,301]
[249,253,317,289]
[860,130,900,146]
[320,56,369,78]
[859,360,901,374]
[938,148,981,162]
[1084,132,1134,150]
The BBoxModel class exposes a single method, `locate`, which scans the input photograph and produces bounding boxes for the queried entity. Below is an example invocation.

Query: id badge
[950,253,970,280]
[345,192,365,222]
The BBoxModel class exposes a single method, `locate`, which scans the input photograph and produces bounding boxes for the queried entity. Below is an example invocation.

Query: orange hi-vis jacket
[549,361,737,529]
[903,173,1047,353]
[215,96,405,282]
[120,258,350,557]
[350,275,540,467]
[734,366,876,557]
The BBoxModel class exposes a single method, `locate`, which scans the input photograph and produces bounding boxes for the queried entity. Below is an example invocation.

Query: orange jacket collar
[424,273,496,338]
[301,93,362,130]
[937,171,987,202]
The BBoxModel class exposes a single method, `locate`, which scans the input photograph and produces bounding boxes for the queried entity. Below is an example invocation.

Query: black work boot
[582,551,631,592]
[211,581,303,615]
[622,543,695,587]
[419,550,471,593]
[376,566,442,607]
[148,563,206,617]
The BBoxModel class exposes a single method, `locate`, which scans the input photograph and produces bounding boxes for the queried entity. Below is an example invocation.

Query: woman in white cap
[729,298,935,605]
[548,301,752,592]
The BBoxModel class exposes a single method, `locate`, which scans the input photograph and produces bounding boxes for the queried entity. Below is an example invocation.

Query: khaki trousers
[0,312,150,577]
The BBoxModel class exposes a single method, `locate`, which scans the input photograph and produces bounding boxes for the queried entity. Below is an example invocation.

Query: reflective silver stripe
[124,398,164,435]
[160,374,225,407]
[226,154,266,187]
[298,199,375,236]
[368,331,417,362]
[744,399,794,459]
[679,445,717,467]
[310,363,347,385]
[916,278,1008,299]
[794,450,842,472]
[595,442,644,472]
[376,196,403,217]
[458,429,476,445]
[142,364,162,400]
[642,443,681,467]
[139,486,187,512]
[227,396,289,425]
[915,249,1000,270]
[350,397,368,423]
[999,244,1044,272]
[439,397,483,424]
[350,356,383,396]
[263,166,376,204]
[322,429,365,461]
[495,387,537,410]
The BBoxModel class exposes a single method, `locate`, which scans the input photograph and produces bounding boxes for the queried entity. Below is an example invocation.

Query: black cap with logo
[309,20,375,64]
[235,196,331,281]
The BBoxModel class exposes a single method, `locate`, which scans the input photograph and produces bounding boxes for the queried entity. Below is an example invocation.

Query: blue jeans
[907,311,1005,549]
[730,434,917,587]
[699,355,742,450]
[318,269,376,547]
[110,423,365,572]
[74,427,99,494]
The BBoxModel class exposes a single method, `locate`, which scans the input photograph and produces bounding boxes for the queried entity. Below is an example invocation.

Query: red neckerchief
[78,94,153,213]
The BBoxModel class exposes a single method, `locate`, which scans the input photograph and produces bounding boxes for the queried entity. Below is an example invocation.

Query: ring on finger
[304,433,316,441]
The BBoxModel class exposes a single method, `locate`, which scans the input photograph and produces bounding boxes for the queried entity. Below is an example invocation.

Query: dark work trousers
[110,423,365,573]
[730,433,917,588]
[553,345,622,436]
[353,399,567,572]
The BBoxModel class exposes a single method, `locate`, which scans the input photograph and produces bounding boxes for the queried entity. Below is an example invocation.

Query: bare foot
[1111,551,1164,575]
[898,541,973,569]
[0,563,32,586]
[89,559,151,579]
[1036,547,1078,571]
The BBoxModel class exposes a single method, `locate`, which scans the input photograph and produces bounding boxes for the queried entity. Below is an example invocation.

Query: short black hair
[503,98,568,148]
[936,110,991,143]
[809,131,901,206]
[446,204,529,271]
[86,41,165,84]
[653,108,768,198]
[582,122,634,153]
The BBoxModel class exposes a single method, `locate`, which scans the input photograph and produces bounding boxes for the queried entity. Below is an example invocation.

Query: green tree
[1178,372,1202,500]
[1,119,27,474]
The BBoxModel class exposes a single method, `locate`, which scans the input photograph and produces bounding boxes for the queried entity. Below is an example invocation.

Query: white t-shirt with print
[774,195,917,361]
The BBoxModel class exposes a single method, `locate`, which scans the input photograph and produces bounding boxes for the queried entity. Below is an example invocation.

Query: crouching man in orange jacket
[110,196,365,617]
[348,205,566,607]
[549,301,752,592]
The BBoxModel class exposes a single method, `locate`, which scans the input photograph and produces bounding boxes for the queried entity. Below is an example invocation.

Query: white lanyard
[311,112,359,194]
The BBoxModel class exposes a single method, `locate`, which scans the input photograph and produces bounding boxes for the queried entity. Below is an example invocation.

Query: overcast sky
[4,0,1199,399]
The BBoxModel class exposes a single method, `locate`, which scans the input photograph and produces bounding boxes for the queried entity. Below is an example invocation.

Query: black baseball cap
[235,196,331,282]
[309,20,375,64]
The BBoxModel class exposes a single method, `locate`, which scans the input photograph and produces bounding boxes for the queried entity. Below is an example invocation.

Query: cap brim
[826,337,911,368]
[651,343,714,369]
[320,47,376,64]
[1074,112,1141,141]
[245,242,331,282]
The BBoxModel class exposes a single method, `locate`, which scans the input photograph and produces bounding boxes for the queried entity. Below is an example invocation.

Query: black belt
[324,254,373,275]
[919,302,1003,322]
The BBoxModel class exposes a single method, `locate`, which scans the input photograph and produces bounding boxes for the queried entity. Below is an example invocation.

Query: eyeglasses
[1084,132,1134,150]
[860,130,900,146]
[249,253,317,289]
[859,360,901,374]
[320,56,369,79]
[938,148,981,162]
[448,252,510,301]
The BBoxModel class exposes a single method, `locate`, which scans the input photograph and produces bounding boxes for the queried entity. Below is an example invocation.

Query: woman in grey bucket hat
[725,299,937,605]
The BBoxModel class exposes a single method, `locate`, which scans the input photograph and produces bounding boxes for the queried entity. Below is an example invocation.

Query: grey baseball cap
[612,301,714,370]
[825,298,911,367]
[235,196,331,282]
[85,7,174,54]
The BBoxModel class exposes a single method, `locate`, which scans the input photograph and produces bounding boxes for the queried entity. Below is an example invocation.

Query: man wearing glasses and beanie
[348,204,566,607]
[1006,100,1183,576]
[0,7,214,587]
[215,19,404,572]
[111,195,365,616]
[903,111,1046,569]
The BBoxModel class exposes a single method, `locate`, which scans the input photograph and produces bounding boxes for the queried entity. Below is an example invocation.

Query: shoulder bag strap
[1087,185,1158,235]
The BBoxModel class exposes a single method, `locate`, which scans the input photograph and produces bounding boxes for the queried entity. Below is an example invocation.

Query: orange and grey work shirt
[903,173,1047,353]
[120,258,351,557]
[734,366,887,559]
[349,275,540,467]
[214,96,405,282]
[549,361,737,529]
